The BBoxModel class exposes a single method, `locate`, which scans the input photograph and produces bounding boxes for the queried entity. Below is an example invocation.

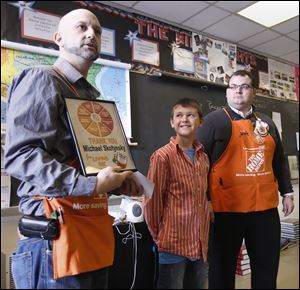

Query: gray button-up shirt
[4,58,99,215]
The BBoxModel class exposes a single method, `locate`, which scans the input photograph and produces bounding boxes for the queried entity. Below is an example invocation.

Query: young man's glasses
[227,84,252,91]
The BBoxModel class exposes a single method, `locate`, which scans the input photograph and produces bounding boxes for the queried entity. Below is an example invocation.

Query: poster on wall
[101,28,116,57]
[22,8,60,43]
[194,56,208,79]
[132,38,159,66]
[192,33,236,85]
[173,47,194,74]
[268,59,297,101]
[237,47,269,96]
[65,98,136,176]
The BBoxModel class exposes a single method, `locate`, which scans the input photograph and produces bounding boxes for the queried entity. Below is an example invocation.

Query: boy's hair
[171,98,203,119]
[229,70,255,87]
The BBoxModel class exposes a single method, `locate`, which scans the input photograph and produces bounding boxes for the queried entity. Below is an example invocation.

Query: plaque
[65,97,136,176]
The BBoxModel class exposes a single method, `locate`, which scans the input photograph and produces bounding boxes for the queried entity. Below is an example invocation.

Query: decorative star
[124,30,140,46]
[8,1,35,18]
[244,64,253,72]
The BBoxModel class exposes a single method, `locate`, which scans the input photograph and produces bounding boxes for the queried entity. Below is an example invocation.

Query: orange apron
[41,194,114,279]
[209,109,278,212]
[40,68,114,279]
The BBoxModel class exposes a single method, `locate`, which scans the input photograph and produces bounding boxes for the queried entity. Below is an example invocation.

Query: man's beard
[65,44,99,61]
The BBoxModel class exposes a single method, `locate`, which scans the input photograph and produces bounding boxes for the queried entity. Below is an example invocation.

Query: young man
[5,9,142,289]
[197,70,294,289]
[144,98,211,289]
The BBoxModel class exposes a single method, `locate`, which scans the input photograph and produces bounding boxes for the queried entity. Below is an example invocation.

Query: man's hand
[111,174,144,196]
[93,166,133,195]
[282,196,294,217]
[92,166,144,196]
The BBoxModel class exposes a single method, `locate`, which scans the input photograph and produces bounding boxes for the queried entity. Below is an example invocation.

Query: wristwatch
[283,195,294,201]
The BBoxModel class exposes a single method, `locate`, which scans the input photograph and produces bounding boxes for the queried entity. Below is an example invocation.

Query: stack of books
[236,244,251,276]
[281,218,299,242]
[280,237,290,250]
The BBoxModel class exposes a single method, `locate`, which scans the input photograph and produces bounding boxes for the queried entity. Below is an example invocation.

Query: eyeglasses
[227,84,252,91]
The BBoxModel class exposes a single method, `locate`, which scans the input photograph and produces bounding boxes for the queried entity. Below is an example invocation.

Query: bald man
[55,9,102,77]
[5,9,141,289]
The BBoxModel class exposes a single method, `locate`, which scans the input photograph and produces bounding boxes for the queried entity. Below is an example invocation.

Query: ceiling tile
[254,37,298,57]
[203,15,265,42]
[238,30,281,48]
[133,1,209,23]
[272,16,299,34]
[287,30,299,41]
[280,51,299,65]
[183,6,230,31]
[214,1,257,12]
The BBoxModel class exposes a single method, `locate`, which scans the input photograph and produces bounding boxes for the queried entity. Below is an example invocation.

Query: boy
[144,98,211,289]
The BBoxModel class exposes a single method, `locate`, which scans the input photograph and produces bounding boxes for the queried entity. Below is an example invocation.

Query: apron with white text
[41,194,114,279]
[41,67,114,279]
[209,109,278,212]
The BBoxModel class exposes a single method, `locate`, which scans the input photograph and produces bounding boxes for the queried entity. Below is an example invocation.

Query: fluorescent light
[238,1,299,28]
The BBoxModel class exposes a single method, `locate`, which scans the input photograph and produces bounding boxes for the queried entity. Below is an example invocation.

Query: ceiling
[100,1,299,66]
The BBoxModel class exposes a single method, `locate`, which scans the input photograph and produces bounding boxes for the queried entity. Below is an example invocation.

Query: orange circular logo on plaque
[77,101,114,137]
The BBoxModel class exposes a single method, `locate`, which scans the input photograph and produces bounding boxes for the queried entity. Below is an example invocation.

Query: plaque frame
[65,97,136,176]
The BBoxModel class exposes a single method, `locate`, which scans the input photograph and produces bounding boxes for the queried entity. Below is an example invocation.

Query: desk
[108,222,156,289]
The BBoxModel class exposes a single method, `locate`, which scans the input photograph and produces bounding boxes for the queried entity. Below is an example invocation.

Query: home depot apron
[41,194,114,279]
[209,109,279,212]
[39,67,114,279]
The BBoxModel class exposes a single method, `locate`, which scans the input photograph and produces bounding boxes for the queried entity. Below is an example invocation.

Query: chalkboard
[130,72,299,175]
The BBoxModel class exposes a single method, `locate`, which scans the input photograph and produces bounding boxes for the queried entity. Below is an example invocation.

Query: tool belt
[18,215,59,240]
